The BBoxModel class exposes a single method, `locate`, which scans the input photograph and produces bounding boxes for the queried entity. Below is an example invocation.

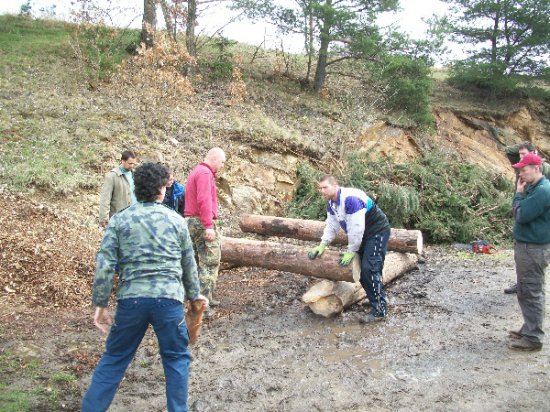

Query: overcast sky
[1,0,453,55]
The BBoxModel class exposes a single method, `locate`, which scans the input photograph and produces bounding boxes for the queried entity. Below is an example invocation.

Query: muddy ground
[2,246,550,411]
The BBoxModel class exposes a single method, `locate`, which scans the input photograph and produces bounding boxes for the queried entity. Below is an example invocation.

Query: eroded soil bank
[2,248,549,411]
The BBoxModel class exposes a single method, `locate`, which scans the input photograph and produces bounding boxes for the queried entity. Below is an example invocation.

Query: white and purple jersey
[321,187,389,252]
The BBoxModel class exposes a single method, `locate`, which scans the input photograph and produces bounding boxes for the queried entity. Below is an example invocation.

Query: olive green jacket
[99,167,132,222]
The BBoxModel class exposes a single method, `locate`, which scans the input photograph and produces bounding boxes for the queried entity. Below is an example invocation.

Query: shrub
[373,55,434,128]
[448,60,520,98]
[199,36,237,79]
[71,20,140,81]
[285,163,326,220]
[287,151,514,244]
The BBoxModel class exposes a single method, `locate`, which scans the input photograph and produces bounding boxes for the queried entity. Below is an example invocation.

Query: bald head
[204,147,226,173]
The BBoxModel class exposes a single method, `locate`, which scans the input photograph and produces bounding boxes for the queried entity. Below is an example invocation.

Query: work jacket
[513,177,550,244]
[99,167,132,222]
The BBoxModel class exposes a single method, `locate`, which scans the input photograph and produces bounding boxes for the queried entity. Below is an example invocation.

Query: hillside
[1,14,549,302]
[1,15,550,412]
[1,15,548,222]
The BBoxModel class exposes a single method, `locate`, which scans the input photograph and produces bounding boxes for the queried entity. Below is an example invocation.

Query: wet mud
[3,247,550,411]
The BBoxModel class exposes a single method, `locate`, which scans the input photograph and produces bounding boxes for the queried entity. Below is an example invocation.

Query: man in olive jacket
[509,153,550,351]
[99,150,137,228]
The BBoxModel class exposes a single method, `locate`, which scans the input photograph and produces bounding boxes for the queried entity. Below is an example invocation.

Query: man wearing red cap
[504,143,550,294]
[509,153,550,351]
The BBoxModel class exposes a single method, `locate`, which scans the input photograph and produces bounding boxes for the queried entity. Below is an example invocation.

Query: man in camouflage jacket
[82,162,208,412]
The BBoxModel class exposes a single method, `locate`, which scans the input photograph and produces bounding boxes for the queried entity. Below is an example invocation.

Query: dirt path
[2,247,549,411]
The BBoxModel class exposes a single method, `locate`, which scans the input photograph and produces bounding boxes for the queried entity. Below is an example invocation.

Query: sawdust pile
[0,190,101,308]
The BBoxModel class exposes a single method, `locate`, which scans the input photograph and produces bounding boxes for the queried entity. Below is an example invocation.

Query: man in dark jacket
[508,153,550,351]
[162,168,185,215]
[504,143,550,294]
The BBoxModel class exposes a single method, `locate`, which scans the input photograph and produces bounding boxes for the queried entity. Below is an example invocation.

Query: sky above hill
[1,0,458,60]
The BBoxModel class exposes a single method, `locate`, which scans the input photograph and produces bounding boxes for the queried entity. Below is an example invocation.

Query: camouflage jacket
[92,202,200,307]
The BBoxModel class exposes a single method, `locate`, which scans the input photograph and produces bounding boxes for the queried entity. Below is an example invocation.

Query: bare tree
[141,0,157,47]
[159,0,176,41]
[186,0,197,57]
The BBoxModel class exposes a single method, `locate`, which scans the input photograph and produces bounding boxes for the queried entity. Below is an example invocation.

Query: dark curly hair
[134,162,170,202]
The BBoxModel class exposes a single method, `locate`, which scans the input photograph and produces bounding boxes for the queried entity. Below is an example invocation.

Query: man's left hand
[339,251,355,266]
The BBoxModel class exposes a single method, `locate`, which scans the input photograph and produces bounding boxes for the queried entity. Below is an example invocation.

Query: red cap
[513,153,542,169]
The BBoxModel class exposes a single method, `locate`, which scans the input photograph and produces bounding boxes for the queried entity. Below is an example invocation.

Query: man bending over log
[308,175,391,322]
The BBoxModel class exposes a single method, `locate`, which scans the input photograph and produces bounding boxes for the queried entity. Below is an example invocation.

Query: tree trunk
[220,237,360,282]
[304,5,314,83]
[221,237,418,283]
[313,29,330,92]
[238,214,423,255]
[159,0,175,41]
[313,0,332,93]
[303,252,419,317]
[186,0,197,57]
[141,0,157,48]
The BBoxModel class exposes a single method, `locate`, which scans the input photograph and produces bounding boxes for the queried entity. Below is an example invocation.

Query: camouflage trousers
[186,217,221,300]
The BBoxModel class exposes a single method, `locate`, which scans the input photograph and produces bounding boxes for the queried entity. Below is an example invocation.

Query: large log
[303,252,419,317]
[221,237,418,284]
[239,214,423,255]
[220,236,360,282]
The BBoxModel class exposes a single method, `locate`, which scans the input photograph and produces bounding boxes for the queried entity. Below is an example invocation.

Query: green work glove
[308,243,327,260]
[339,251,355,266]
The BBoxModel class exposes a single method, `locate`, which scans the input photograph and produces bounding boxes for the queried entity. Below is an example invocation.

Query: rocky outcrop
[217,104,548,215]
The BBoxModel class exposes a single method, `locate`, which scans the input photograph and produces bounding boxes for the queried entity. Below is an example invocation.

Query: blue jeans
[358,229,390,316]
[81,298,191,412]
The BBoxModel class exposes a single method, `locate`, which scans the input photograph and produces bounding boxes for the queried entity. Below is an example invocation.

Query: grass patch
[0,135,100,194]
[0,350,81,412]
[0,15,71,64]
[51,372,77,384]
[0,383,32,412]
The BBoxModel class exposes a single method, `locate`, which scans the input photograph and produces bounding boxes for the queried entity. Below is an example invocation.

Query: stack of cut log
[220,214,423,317]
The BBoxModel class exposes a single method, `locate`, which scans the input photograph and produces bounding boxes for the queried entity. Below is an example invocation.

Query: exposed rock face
[356,121,420,164]
[220,146,298,216]
[219,104,548,214]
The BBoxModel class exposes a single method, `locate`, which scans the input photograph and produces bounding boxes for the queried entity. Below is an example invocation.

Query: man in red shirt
[184,147,226,306]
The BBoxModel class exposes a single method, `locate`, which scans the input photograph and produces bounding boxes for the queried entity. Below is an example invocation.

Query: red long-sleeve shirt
[184,162,218,229]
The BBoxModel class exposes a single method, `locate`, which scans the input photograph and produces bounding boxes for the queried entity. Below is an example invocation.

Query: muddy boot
[508,330,522,339]
[504,283,517,294]
[359,309,386,324]
[509,337,542,351]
